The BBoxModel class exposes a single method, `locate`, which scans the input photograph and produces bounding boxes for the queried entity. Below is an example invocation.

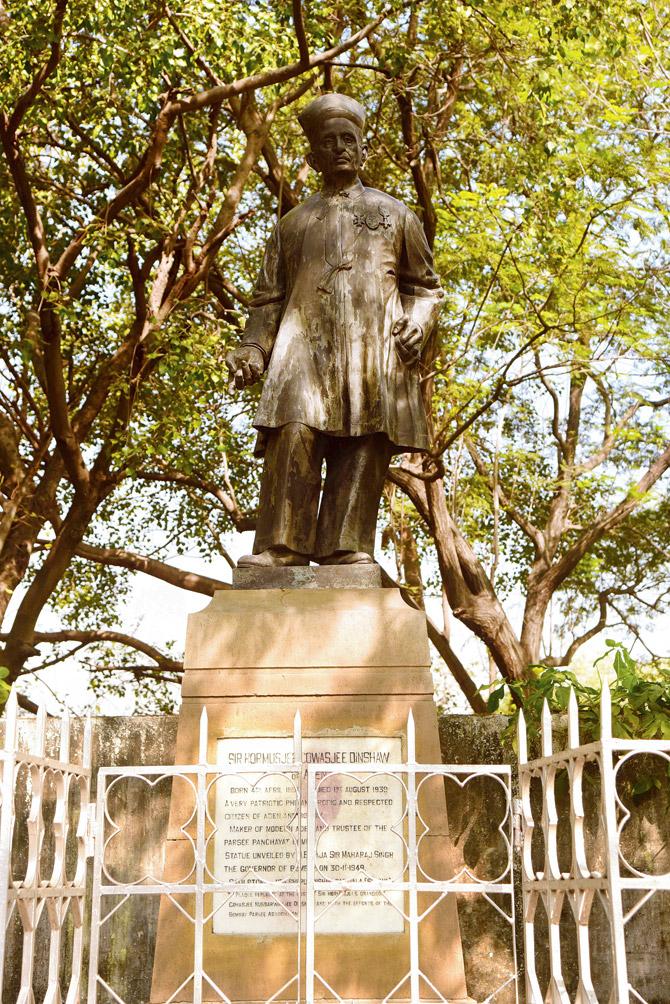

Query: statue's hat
[298,93,365,141]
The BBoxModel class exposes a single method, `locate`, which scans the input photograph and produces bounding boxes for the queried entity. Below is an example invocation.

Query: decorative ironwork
[87,708,304,1004]
[518,682,670,1003]
[3,684,668,1003]
[305,711,518,1004]
[86,708,518,1003]
[0,689,92,1003]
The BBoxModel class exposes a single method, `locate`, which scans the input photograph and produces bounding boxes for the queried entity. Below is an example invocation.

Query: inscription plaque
[213,736,404,935]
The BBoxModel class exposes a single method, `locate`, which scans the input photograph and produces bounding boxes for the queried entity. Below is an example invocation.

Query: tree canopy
[1,0,669,713]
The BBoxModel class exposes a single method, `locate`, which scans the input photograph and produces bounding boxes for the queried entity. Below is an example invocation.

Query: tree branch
[75,541,229,595]
[1,628,182,670]
[175,14,386,116]
[607,598,661,661]
[166,8,223,87]
[7,0,68,135]
[292,0,310,66]
[576,399,643,474]
[533,348,566,456]
[427,477,528,684]
[392,85,437,247]
[386,465,432,526]
[1,488,106,677]
[544,439,670,595]
[39,298,91,492]
[521,437,670,663]
[390,460,528,685]
[464,435,544,552]
[0,120,51,281]
[544,592,609,667]
[0,434,52,557]
[432,327,550,456]
[0,0,69,277]
[134,469,255,531]
[379,568,487,713]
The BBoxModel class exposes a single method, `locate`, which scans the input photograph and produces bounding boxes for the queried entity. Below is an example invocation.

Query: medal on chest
[353,204,392,232]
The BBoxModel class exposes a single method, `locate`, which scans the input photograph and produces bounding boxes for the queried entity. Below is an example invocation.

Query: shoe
[237,547,310,568]
[319,551,375,565]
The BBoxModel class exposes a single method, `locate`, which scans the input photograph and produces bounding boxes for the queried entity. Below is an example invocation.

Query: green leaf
[631,775,654,797]
[487,685,506,713]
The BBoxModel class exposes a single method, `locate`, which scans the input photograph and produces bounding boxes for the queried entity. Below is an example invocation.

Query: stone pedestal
[151,571,471,1003]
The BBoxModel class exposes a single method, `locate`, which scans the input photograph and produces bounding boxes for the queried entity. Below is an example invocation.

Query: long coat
[241,178,443,454]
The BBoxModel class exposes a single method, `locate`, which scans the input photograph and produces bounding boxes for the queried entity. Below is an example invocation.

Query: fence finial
[517,708,528,765]
[600,679,612,740]
[567,687,579,749]
[59,707,71,762]
[407,708,416,764]
[541,698,552,757]
[293,709,302,764]
[83,712,93,768]
[3,688,18,752]
[198,706,209,763]
[35,701,47,756]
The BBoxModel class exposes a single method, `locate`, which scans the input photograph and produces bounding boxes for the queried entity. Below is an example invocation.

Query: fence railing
[88,708,305,1004]
[2,685,668,1003]
[305,710,517,1004]
[518,682,670,1004]
[87,708,517,1004]
[0,689,92,1003]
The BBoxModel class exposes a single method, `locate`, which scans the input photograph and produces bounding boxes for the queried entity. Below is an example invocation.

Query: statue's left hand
[225,344,265,390]
[392,315,423,366]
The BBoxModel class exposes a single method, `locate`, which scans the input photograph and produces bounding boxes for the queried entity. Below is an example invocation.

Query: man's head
[299,93,367,186]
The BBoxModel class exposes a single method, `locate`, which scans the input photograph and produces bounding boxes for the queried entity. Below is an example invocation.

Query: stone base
[150,586,470,1004]
[232,564,382,589]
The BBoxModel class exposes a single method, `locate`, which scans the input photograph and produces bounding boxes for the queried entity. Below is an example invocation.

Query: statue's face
[307,117,365,182]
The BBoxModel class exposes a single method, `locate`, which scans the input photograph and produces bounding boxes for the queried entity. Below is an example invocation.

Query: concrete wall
[2,714,668,1002]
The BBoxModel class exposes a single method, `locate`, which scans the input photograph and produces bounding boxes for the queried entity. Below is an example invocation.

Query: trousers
[253,423,394,558]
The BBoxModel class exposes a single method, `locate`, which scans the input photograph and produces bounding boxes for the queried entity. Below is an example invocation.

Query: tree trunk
[426,477,528,682]
[520,568,553,664]
[398,523,424,608]
[2,488,104,679]
[0,455,64,626]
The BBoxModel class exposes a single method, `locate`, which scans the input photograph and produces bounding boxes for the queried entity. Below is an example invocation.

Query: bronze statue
[226,93,443,567]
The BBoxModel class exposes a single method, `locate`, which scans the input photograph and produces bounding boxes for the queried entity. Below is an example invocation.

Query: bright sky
[15,515,650,720]
[13,526,501,717]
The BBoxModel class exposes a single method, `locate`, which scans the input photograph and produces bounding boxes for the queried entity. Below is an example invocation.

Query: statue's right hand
[225,345,265,391]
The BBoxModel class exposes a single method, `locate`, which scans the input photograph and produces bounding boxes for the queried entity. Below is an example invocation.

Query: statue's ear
[360,143,369,167]
[306,150,318,172]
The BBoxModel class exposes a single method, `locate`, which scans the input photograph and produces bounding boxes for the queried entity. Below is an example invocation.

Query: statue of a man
[226,93,443,567]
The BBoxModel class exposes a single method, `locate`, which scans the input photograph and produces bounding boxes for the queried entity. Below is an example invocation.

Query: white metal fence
[0,690,92,1003]
[87,708,305,1004]
[518,683,670,1004]
[1,686,669,1003]
[305,710,517,1004]
[87,708,517,1004]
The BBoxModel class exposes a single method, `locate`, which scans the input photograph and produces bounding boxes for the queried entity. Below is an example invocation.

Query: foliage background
[1,0,669,714]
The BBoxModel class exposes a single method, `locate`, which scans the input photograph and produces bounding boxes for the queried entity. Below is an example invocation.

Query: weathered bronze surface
[227,92,443,567]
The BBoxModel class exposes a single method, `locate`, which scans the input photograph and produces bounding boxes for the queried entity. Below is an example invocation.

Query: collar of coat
[319,177,365,201]
[314,178,365,221]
